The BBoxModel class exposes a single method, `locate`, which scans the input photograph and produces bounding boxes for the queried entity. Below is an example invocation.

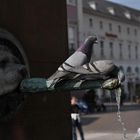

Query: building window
[127,66,132,74]
[89,18,93,27]
[109,42,113,58]
[89,1,96,10]
[135,67,139,80]
[109,23,112,31]
[69,43,75,54]
[127,27,130,34]
[68,26,76,53]
[128,45,131,59]
[100,40,104,57]
[67,0,76,5]
[68,27,75,41]
[120,66,124,72]
[107,7,115,15]
[135,67,139,74]
[119,43,122,59]
[135,46,138,59]
[135,77,139,83]
[124,11,131,19]
[134,29,137,36]
[100,21,103,29]
[118,25,121,33]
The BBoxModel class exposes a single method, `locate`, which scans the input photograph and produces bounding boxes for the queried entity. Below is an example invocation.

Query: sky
[107,0,140,10]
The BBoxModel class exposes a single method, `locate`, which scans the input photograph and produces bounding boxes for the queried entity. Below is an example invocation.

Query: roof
[83,0,140,25]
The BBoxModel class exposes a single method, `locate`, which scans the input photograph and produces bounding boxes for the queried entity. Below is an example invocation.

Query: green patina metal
[20,78,120,93]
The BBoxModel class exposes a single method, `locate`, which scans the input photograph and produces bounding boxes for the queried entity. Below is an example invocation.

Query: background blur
[66,0,140,140]
[67,0,140,103]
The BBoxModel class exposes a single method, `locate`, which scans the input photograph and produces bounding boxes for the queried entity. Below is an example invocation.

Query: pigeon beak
[93,36,98,43]
[94,39,98,44]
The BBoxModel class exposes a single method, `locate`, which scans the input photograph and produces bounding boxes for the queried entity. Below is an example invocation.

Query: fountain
[0,34,128,139]
[19,62,128,140]
[115,88,128,140]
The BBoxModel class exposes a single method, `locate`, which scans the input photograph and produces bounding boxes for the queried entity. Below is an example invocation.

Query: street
[78,103,140,140]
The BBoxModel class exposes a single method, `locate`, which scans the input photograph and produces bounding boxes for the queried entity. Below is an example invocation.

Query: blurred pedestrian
[71,96,85,140]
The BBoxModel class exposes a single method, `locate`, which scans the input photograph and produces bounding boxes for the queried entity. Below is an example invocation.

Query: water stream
[115,88,128,140]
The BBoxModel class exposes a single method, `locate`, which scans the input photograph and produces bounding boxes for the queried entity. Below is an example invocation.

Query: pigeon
[62,59,125,83]
[47,36,97,89]
[66,60,116,80]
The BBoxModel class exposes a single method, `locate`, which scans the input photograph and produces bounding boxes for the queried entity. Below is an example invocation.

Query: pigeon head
[77,36,97,61]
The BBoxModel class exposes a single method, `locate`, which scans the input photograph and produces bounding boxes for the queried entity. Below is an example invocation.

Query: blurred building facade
[67,0,78,54]
[67,0,140,100]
